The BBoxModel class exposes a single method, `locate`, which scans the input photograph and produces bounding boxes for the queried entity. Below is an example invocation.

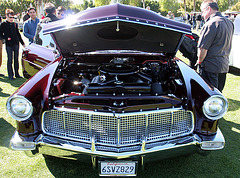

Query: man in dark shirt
[0,9,25,80]
[196,13,202,30]
[35,2,59,45]
[197,0,234,92]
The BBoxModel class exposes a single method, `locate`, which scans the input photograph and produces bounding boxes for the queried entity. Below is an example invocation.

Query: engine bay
[50,56,186,98]
[47,55,189,112]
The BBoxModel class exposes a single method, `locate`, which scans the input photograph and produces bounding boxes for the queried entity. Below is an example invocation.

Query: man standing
[56,6,66,19]
[197,0,234,92]
[35,3,58,45]
[196,13,202,30]
[185,12,191,24]
[41,2,59,23]
[23,7,39,43]
[0,9,25,80]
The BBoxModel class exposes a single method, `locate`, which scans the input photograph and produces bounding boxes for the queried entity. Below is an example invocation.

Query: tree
[143,1,161,13]
[94,0,111,6]
[47,0,71,8]
[69,0,95,12]
[178,0,239,13]
[231,2,240,11]
[218,0,230,11]
[94,0,142,7]
[159,0,179,15]
[179,0,201,13]
[0,0,34,18]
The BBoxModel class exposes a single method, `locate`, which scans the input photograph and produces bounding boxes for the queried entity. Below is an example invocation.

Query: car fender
[13,57,61,106]
[176,60,222,134]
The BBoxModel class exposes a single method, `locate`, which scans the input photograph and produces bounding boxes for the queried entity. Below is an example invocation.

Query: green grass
[0,38,240,177]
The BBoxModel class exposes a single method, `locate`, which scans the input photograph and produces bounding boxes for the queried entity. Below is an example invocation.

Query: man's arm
[197,47,208,64]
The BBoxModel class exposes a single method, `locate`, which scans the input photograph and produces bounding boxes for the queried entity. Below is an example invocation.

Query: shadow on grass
[44,156,98,178]
[0,118,15,148]
[43,154,195,178]
[227,98,240,112]
[0,87,10,97]
[0,75,26,88]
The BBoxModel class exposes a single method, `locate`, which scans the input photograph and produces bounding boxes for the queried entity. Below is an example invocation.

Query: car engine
[50,56,186,99]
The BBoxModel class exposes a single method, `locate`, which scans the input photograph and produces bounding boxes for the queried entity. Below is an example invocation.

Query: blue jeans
[6,44,20,78]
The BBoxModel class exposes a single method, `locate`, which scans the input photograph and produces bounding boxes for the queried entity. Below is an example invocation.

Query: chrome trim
[44,18,191,35]
[10,128,225,161]
[200,128,225,150]
[202,95,228,120]
[91,137,96,152]
[117,117,120,146]
[92,156,97,169]
[35,135,199,158]
[6,95,33,121]
[141,138,146,152]
[63,111,66,130]
[42,107,194,149]
[145,114,148,143]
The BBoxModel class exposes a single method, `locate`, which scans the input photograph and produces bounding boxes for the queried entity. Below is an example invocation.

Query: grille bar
[42,108,194,146]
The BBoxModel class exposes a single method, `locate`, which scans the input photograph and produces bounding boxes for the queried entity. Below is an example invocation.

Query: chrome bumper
[10,128,225,161]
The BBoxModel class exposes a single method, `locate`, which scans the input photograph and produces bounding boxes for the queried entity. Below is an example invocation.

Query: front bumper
[10,128,225,163]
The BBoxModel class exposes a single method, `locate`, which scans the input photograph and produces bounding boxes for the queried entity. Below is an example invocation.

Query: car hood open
[43,3,191,56]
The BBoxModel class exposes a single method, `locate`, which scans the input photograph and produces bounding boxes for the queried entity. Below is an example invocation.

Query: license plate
[99,161,137,176]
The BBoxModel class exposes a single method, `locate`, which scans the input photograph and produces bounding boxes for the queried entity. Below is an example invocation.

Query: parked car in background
[7,4,228,177]
[175,16,185,23]
[229,14,240,69]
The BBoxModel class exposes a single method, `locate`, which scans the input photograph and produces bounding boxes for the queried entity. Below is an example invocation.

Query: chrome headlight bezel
[6,95,33,121]
[202,95,228,120]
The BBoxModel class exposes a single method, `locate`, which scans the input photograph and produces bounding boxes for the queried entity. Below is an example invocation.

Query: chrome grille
[42,108,193,147]
[43,110,90,141]
[91,114,118,144]
[120,114,146,144]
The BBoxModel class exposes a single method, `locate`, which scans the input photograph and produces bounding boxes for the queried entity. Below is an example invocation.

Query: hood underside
[43,3,191,56]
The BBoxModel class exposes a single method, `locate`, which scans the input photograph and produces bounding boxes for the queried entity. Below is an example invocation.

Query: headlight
[7,95,33,121]
[203,95,228,120]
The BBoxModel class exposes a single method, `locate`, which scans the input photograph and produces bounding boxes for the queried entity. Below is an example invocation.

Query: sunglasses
[8,16,14,19]
[57,13,64,16]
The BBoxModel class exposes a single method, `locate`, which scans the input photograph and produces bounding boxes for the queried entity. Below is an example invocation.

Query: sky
[72,0,84,4]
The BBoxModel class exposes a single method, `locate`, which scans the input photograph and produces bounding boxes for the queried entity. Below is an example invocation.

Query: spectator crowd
[0,3,67,80]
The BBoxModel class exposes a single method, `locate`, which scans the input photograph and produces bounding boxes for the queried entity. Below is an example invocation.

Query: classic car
[7,3,228,176]
[229,14,240,69]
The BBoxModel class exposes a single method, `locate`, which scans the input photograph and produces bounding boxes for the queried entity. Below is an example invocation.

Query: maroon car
[7,4,227,176]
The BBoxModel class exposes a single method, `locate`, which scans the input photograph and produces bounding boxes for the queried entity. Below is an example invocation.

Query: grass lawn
[0,35,240,177]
